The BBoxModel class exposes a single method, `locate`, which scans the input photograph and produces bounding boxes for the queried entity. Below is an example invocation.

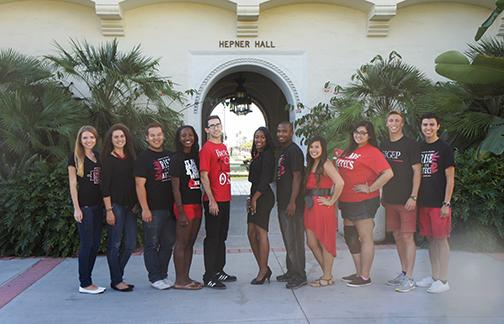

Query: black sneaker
[276,273,291,282]
[285,278,307,289]
[346,276,372,287]
[216,271,237,282]
[341,273,359,283]
[204,279,226,289]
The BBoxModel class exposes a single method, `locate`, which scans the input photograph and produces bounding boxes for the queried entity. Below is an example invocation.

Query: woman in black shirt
[171,125,203,290]
[101,123,137,292]
[247,127,275,285]
[68,125,105,294]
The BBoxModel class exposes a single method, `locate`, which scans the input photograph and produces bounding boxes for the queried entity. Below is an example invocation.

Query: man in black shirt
[381,111,421,293]
[135,123,176,290]
[275,121,306,289]
[415,113,455,294]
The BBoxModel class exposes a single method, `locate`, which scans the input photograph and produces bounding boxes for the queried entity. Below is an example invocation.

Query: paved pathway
[1,196,503,323]
[231,178,251,196]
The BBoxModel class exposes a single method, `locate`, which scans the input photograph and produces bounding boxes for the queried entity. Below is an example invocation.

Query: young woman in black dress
[247,127,275,285]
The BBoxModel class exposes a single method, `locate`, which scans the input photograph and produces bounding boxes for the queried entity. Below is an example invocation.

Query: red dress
[304,173,337,257]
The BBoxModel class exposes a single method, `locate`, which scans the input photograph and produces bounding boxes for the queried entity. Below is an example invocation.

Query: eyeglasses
[207,123,222,129]
[353,130,368,136]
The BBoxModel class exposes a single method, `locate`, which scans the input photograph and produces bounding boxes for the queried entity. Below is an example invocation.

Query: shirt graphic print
[184,158,200,190]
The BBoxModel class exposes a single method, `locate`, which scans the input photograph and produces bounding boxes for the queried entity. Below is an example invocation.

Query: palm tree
[433,37,504,155]
[296,52,432,148]
[45,39,186,149]
[0,49,84,181]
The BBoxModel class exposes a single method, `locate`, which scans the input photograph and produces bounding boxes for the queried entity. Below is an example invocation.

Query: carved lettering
[218,40,275,48]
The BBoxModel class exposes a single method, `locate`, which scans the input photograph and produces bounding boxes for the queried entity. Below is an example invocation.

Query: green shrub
[0,159,146,257]
[0,159,77,256]
[452,149,504,238]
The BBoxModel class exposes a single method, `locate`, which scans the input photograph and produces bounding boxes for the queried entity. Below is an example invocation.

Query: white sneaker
[79,286,106,294]
[151,280,171,290]
[427,280,450,294]
[416,276,435,288]
[163,278,174,288]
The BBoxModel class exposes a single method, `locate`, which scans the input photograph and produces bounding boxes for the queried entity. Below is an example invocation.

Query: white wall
[0,0,499,118]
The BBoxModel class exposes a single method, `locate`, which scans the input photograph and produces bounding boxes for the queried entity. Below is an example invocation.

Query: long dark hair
[101,123,136,160]
[251,127,273,158]
[174,125,199,158]
[343,121,378,156]
[306,136,328,187]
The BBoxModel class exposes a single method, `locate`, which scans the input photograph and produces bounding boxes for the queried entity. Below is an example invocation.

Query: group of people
[68,111,454,295]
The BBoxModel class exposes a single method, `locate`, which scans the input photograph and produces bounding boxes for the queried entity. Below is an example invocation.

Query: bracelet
[106,207,113,211]
[410,196,417,201]
[442,201,451,207]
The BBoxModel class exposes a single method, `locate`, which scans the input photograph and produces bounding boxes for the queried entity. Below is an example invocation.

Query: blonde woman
[68,125,105,294]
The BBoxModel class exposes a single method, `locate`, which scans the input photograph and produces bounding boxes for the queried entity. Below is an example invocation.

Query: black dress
[247,149,275,231]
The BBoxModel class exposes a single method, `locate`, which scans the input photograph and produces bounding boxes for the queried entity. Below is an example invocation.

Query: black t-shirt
[418,139,455,208]
[276,142,305,210]
[68,152,102,207]
[248,149,275,195]
[170,152,201,205]
[381,136,421,205]
[134,149,173,210]
[101,154,137,207]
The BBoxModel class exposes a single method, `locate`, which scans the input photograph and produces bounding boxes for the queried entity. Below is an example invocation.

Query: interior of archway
[201,71,289,144]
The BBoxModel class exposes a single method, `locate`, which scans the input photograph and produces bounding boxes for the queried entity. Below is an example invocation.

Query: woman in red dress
[304,136,344,287]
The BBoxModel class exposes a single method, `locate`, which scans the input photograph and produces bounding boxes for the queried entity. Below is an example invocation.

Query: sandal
[309,276,334,288]
[174,281,203,290]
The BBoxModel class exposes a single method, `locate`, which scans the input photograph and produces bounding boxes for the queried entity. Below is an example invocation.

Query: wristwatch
[409,195,417,201]
[442,201,451,207]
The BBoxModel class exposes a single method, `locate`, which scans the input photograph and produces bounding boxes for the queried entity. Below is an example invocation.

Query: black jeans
[278,208,306,281]
[203,201,230,282]
[143,209,176,283]
[77,205,103,288]
[106,204,137,286]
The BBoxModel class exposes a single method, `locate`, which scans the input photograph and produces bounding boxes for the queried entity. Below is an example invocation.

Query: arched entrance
[201,71,289,142]
[193,58,302,144]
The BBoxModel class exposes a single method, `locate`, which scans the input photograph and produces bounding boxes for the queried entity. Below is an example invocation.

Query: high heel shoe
[251,267,272,285]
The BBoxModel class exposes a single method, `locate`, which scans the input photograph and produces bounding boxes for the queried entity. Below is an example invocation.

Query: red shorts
[384,203,417,233]
[173,204,202,221]
[418,207,451,239]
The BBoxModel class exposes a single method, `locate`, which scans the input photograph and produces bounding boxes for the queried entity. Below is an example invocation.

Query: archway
[201,70,289,143]
[194,58,301,144]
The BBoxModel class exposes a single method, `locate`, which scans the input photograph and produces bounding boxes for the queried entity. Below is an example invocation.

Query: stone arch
[194,57,300,114]
[193,58,301,142]
[396,0,496,10]
[118,0,235,11]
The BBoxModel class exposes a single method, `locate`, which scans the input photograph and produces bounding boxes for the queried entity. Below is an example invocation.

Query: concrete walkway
[1,195,503,324]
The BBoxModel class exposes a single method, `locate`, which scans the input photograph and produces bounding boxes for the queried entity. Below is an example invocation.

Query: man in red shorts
[416,112,455,294]
[381,111,421,293]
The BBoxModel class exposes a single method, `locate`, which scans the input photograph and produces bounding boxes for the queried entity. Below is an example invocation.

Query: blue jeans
[143,209,176,283]
[106,204,137,286]
[77,205,103,288]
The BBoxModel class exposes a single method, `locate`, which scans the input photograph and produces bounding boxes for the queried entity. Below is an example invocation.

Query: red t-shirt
[334,144,390,203]
[199,141,231,202]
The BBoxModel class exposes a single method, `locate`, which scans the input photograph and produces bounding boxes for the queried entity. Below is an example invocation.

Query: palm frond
[466,37,504,60]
